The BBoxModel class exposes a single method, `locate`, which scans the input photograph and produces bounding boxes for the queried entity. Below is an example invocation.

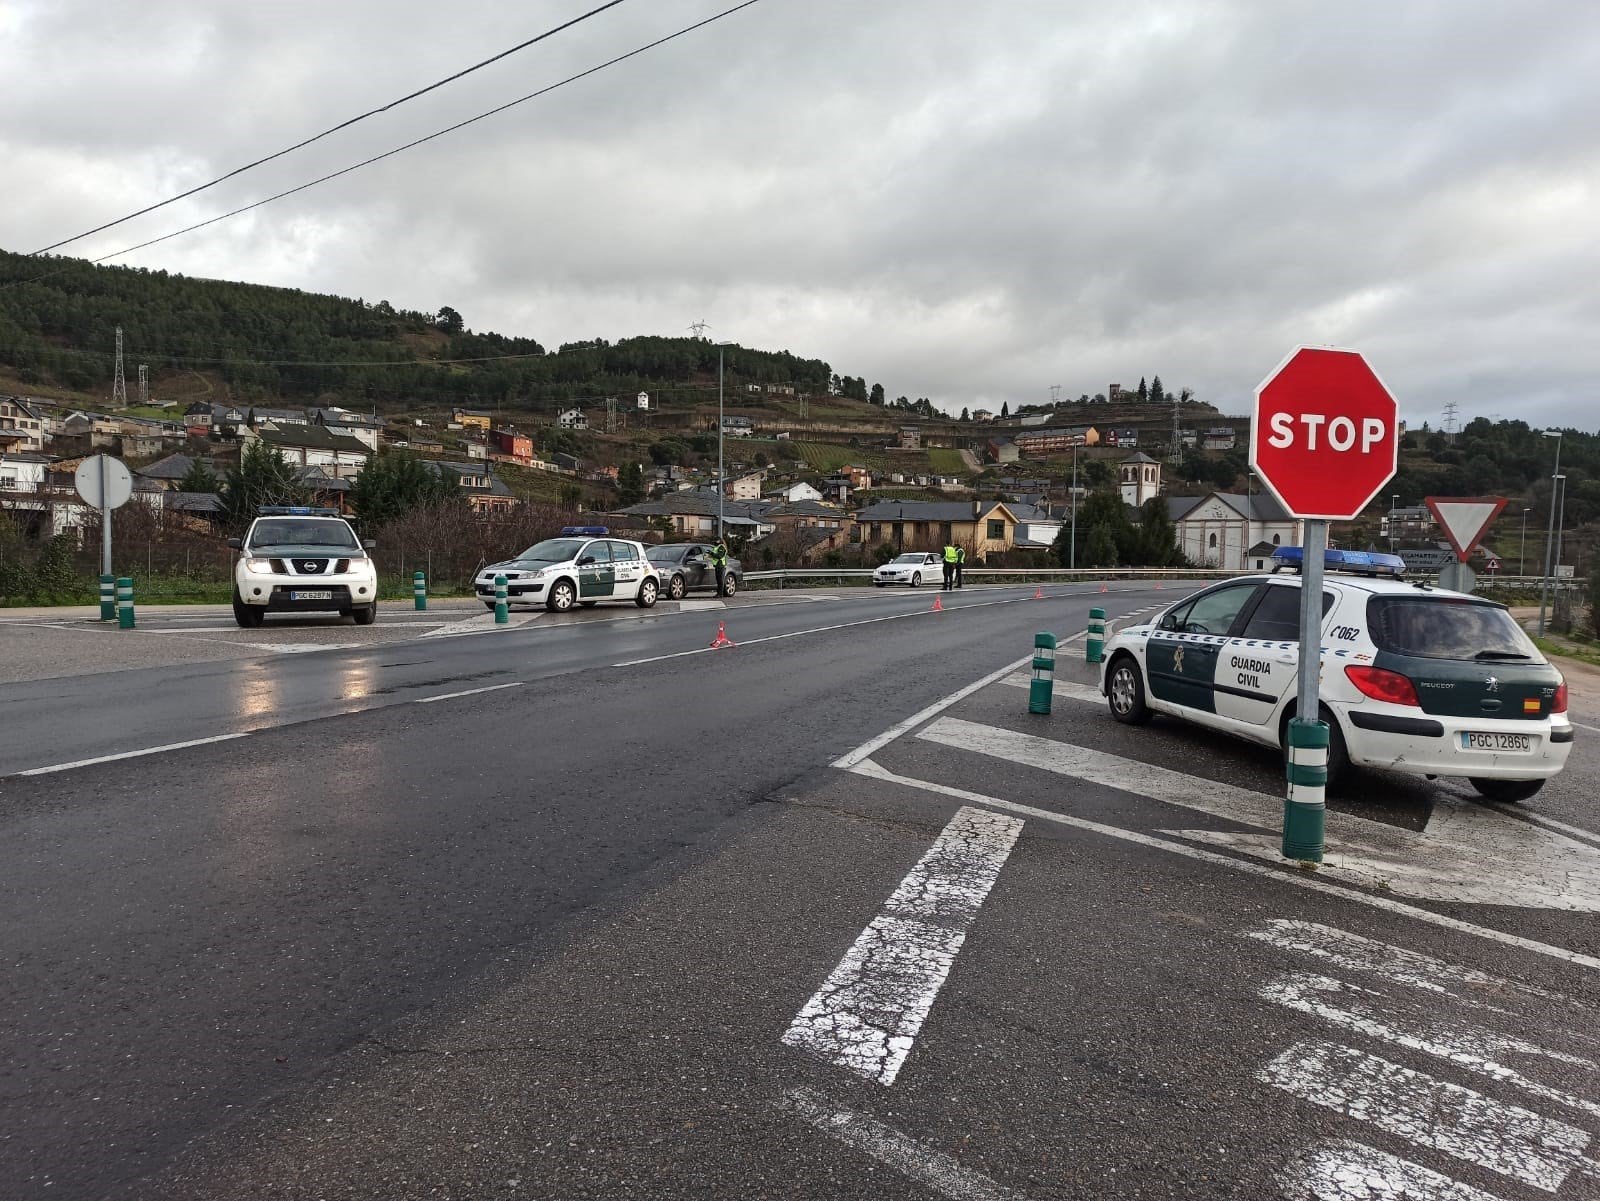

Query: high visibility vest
[709,545,728,566]
[956,547,966,563]
[943,546,959,563]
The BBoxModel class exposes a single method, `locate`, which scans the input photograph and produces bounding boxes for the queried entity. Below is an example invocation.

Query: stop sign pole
[1251,347,1399,865]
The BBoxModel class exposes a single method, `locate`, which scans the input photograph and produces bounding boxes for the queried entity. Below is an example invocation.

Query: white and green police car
[1099,548,1574,802]
[229,507,379,628]
[474,527,659,612]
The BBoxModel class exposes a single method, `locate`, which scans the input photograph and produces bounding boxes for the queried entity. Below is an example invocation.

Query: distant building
[0,397,46,452]
[765,480,823,504]
[986,437,1019,464]
[1118,452,1162,508]
[853,499,1020,558]
[555,409,588,431]
[1012,426,1098,457]
[897,425,923,449]
[1201,427,1236,450]
[724,470,764,501]
[971,409,994,423]
[452,407,492,431]
[425,460,516,514]
[488,427,533,465]
[1167,492,1304,570]
[720,415,755,436]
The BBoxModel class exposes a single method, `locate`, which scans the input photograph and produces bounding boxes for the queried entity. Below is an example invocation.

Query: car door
[1213,581,1337,728]
[682,545,708,589]
[577,540,614,598]
[1144,582,1261,717]
[608,541,644,595]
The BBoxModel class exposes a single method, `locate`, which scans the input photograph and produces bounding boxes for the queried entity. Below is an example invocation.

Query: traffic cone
[931,595,944,612]
[1155,579,1165,590]
[1098,582,1108,593]
[709,621,736,649]
[1033,587,1044,600]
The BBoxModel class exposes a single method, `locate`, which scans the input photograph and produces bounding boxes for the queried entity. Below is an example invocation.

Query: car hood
[250,544,365,558]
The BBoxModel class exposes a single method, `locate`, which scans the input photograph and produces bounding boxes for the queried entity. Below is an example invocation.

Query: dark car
[646,542,742,598]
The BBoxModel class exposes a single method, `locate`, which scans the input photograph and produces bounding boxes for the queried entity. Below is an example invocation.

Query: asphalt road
[2,581,1596,1200]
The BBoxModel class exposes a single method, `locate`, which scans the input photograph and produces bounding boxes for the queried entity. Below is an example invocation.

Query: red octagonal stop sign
[1250,346,1399,521]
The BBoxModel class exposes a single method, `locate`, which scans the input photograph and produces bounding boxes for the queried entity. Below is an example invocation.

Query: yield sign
[1424,496,1508,562]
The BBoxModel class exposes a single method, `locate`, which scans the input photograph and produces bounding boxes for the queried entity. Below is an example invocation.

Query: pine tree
[1000,401,1010,418]
[959,407,970,421]
[179,459,221,493]
[1149,376,1166,407]
[349,449,463,525]
[221,441,309,531]
[1137,377,1148,403]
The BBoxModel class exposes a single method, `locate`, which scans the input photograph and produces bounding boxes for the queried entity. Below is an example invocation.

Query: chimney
[972,500,981,520]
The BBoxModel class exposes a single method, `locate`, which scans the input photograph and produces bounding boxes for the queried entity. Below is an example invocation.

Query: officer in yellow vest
[955,544,966,588]
[942,543,958,591]
[708,539,730,596]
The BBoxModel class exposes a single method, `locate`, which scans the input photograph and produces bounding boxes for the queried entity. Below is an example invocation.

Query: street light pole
[716,341,732,540]
[1519,507,1530,576]
[1069,441,1078,570]
[1537,430,1562,637]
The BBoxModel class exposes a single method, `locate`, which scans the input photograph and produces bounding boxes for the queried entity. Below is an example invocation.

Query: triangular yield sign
[1423,496,1508,561]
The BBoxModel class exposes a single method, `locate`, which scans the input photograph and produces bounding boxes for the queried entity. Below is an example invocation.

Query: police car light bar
[258,505,342,517]
[1271,546,1406,577]
[561,525,609,537]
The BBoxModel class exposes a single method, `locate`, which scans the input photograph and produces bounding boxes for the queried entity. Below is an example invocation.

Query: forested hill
[0,248,832,410]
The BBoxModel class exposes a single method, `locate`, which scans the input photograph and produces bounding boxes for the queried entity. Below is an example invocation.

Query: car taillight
[1554,678,1568,714]
[1345,665,1420,707]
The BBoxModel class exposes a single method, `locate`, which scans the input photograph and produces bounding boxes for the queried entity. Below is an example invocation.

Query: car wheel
[911,572,921,587]
[874,582,886,588]
[668,573,686,600]
[547,579,576,612]
[1469,777,1545,803]
[353,603,377,626]
[1278,704,1351,792]
[232,590,265,629]
[1107,655,1151,725]
[636,577,659,608]
[722,573,738,598]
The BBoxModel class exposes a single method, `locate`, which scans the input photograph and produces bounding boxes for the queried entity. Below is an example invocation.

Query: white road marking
[1571,720,1599,734]
[1278,1139,1511,1201]
[914,716,1600,910]
[847,760,1600,973]
[833,656,1039,769]
[1258,1041,1591,1192]
[1260,972,1600,1118]
[1487,804,1600,850]
[417,610,541,637]
[782,806,1023,1086]
[1244,920,1579,1010]
[677,598,726,611]
[779,1087,1023,1201]
[16,732,252,776]
[413,682,525,704]
[999,674,1104,704]
[235,642,367,653]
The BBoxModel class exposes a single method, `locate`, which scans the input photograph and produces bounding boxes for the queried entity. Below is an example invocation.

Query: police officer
[954,544,966,589]
[708,538,730,596]
[942,542,958,591]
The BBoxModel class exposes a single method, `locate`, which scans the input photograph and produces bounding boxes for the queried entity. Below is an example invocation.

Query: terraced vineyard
[926,447,970,474]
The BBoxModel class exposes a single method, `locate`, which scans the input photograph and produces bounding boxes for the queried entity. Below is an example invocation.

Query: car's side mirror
[577,555,596,566]
[1158,614,1177,631]
[362,539,376,550]
[227,537,242,550]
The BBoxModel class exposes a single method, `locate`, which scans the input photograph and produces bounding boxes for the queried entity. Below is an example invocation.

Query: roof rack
[257,505,342,517]
[1271,546,1405,578]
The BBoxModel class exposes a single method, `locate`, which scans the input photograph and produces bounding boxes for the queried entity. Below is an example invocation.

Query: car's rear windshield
[1367,596,1542,662]
[250,519,359,549]
[516,538,585,563]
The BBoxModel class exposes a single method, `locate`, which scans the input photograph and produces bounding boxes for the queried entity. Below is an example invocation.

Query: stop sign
[1250,346,1399,521]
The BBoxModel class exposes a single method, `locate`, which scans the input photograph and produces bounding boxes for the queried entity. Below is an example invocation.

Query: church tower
[1119,452,1161,508]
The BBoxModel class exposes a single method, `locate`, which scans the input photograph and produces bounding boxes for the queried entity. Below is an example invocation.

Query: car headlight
[246,558,274,574]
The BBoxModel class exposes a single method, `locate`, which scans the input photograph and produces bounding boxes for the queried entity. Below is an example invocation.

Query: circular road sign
[74,454,134,510]
[1250,346,1399,521]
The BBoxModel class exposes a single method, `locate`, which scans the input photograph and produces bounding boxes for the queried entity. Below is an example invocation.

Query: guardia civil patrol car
[474,527,659,612]
[229,507,379,628]
[1099,547,1574,802]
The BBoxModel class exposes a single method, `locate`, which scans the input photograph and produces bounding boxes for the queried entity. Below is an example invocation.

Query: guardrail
[738,567,1586,592]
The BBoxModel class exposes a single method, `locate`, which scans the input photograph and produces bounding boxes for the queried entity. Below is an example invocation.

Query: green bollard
[1029,631,1057,715]
[116,576,135,629]
[99,574,116,621]
[1282,717,1328,862]
[1085,606,1106,664]
[413,570,427,611]
[494,574,508,624]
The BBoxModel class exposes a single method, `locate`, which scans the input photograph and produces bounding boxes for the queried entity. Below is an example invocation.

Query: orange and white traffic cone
[931,595,944,612]
[1155,579,1165,590]
[709,621,736,649]
[1033,587,1044,600]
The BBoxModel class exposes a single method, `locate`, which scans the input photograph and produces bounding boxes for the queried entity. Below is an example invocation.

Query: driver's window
[1158,603,1190,632]
[1178,585,1258,636]
[581,541,612,564]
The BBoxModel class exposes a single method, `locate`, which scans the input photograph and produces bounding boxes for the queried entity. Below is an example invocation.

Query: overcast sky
[3,0,1597,428]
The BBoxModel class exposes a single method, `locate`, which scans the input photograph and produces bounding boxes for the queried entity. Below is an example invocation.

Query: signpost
[74,455,134,620]
[1251,347,1399,864]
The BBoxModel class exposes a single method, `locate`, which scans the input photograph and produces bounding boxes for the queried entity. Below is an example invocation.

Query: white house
[765,481,822,504]
[0,451,48,494]
[249,425,370,480]
[1167,491,1304,570]
[556,408,588,430]
[0,397,46,452]
[724,470,764,501]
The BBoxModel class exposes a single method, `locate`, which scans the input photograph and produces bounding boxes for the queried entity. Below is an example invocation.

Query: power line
[27,0,632,256]
[9,0,763,290]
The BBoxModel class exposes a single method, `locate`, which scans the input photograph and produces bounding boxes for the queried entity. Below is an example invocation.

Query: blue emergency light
[561,525,609,536]
[1271,546,1405,577]
[258,505,341,517]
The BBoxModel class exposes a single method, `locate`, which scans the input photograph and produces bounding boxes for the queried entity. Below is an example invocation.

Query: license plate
[290,590,333,601]
[1461,731,1532,752]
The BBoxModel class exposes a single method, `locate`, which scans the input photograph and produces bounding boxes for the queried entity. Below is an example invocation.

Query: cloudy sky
[3,0,1597,427]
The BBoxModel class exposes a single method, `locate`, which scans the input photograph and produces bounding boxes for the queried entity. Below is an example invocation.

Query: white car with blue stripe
[1098,548,1574,802]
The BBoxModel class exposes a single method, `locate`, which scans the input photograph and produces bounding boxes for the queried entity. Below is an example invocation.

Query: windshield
[646,546,688,563]
[1367,597,1543,662]
[249,519,359,550]
[514,538,586,564]
[891,554,926,564]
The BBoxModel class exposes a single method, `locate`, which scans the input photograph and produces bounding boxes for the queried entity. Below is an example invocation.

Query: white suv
[474,527,659,612]
[230,509,379,628]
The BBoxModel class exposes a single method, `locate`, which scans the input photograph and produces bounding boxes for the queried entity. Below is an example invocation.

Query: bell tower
[1119,452,1161,508]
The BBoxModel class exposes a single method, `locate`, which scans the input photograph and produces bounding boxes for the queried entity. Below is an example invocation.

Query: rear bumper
[1339,703,1574,779]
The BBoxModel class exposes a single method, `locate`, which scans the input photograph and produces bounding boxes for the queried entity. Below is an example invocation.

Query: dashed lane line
[781,806,1023,1086]
[845,759,1600,973]
[413,682,525,704]
[16,732,253,776]
[778,1087,1023,1201]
